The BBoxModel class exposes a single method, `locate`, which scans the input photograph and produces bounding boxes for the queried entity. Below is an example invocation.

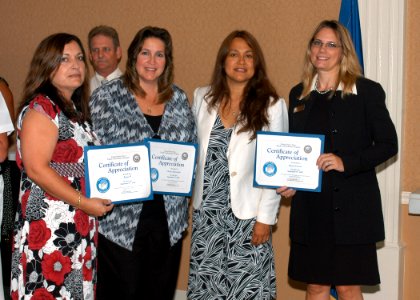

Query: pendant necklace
[144,96,158,114]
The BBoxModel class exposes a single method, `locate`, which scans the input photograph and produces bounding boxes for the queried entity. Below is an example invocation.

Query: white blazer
[192,86,289,225]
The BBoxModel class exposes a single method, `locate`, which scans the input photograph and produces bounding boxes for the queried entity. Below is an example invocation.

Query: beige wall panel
[404,0,420,192]
[402,1,420,300]
[2,1,338,107]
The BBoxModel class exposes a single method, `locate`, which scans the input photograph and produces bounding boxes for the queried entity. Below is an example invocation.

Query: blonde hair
[300,20,362,99]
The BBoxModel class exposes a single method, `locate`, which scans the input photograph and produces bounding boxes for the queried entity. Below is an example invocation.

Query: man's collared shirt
[90,68,123,95]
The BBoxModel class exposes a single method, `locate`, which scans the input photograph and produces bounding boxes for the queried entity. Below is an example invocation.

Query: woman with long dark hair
[11,33,113,299]
[188,30,288,299]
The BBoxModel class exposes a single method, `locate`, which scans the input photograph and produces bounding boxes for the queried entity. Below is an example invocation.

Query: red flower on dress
[51,139,83,163]
[30,95,59,119]
[74,210,90,236]
[82,246,93,281]
[32,287,55,300]
[11,290,18,300]
[28,220,51,250]
[21,190,30,219]
[41,250,72,285]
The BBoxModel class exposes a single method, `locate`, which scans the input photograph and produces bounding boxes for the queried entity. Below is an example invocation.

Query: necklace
[315,78,332,95]
[139,95,158,114]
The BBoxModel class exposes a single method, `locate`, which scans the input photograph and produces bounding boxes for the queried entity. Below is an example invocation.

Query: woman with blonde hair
[277,20,398,300]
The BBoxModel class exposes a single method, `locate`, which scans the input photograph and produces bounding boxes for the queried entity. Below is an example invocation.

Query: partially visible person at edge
[277,20,398,300]
[88,25,122,94]
[188,30,288,300]
[10,33,113,299]
[0,77,14,300]
[90,26,196,300]
[0,77,16,245]
[0,77,15,124]
[0,77,15,240]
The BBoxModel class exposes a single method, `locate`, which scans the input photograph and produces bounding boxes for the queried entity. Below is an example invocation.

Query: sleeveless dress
[10,95,99,300]
[188,116,276,300]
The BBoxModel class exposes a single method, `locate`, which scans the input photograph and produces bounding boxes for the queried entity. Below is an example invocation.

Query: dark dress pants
[96,198,183,300]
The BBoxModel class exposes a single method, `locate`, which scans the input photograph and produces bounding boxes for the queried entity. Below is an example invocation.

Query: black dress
[288,91,380,285]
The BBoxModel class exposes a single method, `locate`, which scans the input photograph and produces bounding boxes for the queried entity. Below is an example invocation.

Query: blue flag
[339,0,364,73]
[330,286,339,299]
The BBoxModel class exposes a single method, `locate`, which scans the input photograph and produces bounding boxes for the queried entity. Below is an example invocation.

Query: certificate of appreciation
[84,143,153,203]
[254,132,325,192]
[146,139,197,196]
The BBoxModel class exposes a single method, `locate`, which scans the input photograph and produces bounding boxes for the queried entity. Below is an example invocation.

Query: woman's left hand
[317,153,344,172]
[251,221,271,246]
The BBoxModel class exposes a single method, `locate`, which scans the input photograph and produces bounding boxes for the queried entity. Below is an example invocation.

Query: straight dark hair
[19,33,90,122]
[123,26,174,103]
[205,30,278,140]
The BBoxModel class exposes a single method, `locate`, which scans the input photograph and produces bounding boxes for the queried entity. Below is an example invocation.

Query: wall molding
[359,0,405,299]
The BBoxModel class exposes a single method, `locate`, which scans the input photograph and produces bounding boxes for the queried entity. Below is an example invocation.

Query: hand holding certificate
[84,143,153,204]
[254,132,325,192]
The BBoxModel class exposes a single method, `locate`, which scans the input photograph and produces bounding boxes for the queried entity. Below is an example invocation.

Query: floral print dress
[11,95,99,300]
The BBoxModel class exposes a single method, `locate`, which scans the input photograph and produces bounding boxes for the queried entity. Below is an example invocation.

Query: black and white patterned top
[90,78,197,250]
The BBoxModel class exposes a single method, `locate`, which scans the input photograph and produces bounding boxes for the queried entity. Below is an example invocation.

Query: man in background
[88,25,122,94]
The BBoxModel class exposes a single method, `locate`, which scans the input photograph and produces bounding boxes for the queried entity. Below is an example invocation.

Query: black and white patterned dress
[188,116,276,300]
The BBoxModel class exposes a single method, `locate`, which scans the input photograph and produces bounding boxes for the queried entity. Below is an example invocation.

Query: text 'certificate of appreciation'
[84,143,153,203]
[254,132,325,192]
[146,139,197,196]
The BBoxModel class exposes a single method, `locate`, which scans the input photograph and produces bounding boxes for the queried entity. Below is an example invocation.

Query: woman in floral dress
[10,33,113,300]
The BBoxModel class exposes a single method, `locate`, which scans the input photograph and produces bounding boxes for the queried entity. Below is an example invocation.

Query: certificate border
[145,138,198,197]
[253,131,325,192]
[84,142,154,204]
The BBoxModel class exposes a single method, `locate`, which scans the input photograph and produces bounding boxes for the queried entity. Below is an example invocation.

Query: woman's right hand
[79,196,114,217]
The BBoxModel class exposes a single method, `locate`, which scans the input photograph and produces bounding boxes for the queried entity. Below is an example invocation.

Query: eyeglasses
[311,40,341,49]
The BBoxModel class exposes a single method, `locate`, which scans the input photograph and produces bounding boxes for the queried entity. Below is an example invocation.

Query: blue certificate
[146,139,197,196]
[84,143,153,204]
[254,132,325,192]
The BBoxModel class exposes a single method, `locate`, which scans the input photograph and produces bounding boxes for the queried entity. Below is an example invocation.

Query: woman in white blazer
[188,30,288,300]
